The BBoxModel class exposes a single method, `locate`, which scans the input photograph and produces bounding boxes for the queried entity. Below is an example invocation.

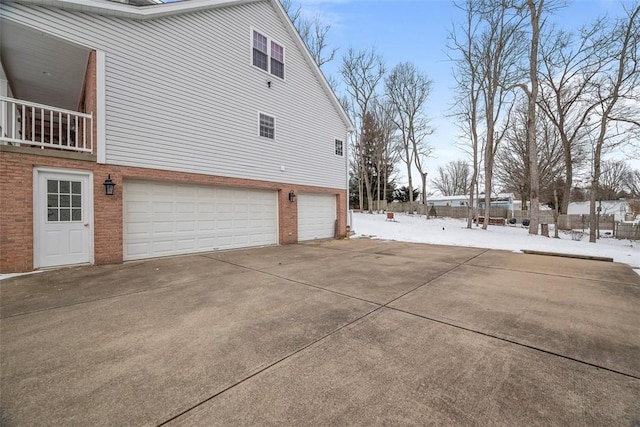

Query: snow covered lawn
[352,212,640,275]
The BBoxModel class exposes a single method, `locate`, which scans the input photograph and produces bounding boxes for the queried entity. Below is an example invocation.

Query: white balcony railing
[0,96,93,154]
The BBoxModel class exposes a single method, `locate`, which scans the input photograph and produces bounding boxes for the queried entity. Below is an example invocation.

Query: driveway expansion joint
[156,305,383,426]
[387,306,640,382]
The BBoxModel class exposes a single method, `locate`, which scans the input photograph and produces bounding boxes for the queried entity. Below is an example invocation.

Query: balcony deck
[1,96,93,154]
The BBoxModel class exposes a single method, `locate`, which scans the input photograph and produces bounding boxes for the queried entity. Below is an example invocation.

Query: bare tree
[538,21,608,214]
[476,1,526,230]
[385,62,434,208]
[432,161,471,196]
[587,4,640,242]
[280,0,337,69]
[625,169,640,197]
[360,110,386,211]
[371,99,398,211]
[495,103,565,208]
[521,0,546,235]
[341,48,386,212]
[599,160,631,200]
[450,0,485,228]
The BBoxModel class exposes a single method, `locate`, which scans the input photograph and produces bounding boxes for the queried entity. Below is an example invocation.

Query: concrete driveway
[1,239,639,426]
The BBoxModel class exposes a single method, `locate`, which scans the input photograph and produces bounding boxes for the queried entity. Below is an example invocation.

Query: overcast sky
[297,0,639,187]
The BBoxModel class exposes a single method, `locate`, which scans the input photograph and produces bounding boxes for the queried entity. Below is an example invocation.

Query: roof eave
[11,0,260,19]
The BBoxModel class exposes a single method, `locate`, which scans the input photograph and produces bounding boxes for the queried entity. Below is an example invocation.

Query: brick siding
[0,149,346,273]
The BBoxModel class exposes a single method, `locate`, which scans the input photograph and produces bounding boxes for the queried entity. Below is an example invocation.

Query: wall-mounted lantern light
[103,174,116,196]
[288,190,296,202]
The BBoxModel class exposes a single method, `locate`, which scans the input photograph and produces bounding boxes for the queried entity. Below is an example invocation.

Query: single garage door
[297,193,336,241]
[123,180,277,261]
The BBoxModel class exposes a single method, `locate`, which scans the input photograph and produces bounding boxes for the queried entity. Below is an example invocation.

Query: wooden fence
[384,203,616,231]
[386,203,508,219]
[615,222,640,240]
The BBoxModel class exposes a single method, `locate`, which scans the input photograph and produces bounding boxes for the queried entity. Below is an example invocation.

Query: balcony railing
[0,96,93,154]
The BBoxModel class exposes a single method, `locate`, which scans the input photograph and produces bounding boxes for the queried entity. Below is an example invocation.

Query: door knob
[84,223,89,227]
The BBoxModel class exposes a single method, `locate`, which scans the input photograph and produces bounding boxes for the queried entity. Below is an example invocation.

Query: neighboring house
[427,195,470,207]
[476,193,514,212]
[427,193,514,211]
[568,200,631,222]
[0,0,353,273]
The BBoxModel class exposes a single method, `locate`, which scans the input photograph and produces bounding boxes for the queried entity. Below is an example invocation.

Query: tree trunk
[527,0,541,236]
[405,146,414,209]
[483,187,491,230]
[383,165,388,212]
[589,161,600,243]
[420,172,427,209]
[363,169,374,214]
[553,187,560,238]
[561,137,573,214]
[467,173,477,229]
[358,164,364,211]
[483,134,493,231]
[528,156,540,235]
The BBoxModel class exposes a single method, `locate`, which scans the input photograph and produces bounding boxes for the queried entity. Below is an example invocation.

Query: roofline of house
[10,0,354,132]
[14,0,258,19]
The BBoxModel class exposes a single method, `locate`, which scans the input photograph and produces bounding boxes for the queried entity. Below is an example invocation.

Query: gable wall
[1,1,348,189]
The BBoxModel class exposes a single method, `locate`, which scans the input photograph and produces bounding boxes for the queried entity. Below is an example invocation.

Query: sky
[295,0,639,187]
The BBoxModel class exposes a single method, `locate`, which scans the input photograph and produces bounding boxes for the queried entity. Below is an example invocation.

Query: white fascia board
[15,0,260,19]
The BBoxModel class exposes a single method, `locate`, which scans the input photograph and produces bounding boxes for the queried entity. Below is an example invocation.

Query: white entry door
[35,170,92,268]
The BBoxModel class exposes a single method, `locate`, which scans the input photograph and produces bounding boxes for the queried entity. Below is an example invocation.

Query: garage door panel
[124,181,277,261]
[176,221,195,233]
[176,238,197,250]
[198,220,215,232]
[152,221,174,234]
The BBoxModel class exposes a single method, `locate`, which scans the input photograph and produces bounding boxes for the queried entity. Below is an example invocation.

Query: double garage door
[123,180,278,261]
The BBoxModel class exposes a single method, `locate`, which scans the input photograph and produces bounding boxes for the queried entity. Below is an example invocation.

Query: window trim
[334,138,344,156]
[258,111,276,140]
[250,27,286,80]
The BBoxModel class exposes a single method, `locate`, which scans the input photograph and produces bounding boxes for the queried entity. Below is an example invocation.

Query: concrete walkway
[1,240,639,426]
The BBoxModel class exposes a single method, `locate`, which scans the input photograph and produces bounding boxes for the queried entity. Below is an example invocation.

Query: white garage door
[298,193,336,241]
[123,180,277,261]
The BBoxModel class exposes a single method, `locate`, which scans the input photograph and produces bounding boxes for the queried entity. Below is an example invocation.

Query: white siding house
[0,0,353,273]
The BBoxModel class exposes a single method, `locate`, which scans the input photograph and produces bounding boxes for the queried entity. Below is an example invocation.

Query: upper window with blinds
[252,29,285,79]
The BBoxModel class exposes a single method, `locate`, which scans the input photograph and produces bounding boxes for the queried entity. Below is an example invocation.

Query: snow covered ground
[351,212,640,276]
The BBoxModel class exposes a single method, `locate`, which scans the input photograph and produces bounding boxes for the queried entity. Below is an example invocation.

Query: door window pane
[60,209,71,221]
[45,179,82,222]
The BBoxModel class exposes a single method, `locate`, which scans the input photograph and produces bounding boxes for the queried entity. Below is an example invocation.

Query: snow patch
[352,212,640,272]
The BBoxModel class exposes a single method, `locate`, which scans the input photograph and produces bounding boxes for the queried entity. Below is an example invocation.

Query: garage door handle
[84,223,89,227]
